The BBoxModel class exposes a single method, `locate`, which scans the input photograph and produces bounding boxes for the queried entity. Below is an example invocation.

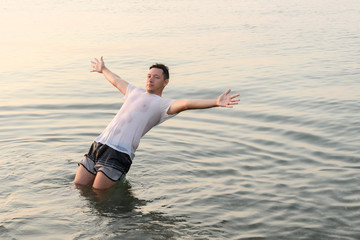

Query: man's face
[146,68,168,95]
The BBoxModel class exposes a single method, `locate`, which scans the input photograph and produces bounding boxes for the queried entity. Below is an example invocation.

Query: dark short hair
[149,63,169,80]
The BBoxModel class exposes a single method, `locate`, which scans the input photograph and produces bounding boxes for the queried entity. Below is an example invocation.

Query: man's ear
[163,79,169,87]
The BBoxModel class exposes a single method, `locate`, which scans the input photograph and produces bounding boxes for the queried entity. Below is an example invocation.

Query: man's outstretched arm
[167,89,240,115]
[90,56,129,95]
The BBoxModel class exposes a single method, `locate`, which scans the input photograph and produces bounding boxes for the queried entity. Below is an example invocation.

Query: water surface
[1,0,360,239]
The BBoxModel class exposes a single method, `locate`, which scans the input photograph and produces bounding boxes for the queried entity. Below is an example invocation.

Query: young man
[74,57,240,190]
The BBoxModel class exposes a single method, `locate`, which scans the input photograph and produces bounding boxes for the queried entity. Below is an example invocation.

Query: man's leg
[74,164,95,186]
[92,171,117,190]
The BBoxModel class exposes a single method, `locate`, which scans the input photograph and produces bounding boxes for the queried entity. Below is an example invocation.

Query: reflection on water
[77,179,144,215]
[75,180,189,240]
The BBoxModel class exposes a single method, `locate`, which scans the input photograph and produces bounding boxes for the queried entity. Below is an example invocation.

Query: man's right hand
[90,56,105,73]
[90,56,129,95]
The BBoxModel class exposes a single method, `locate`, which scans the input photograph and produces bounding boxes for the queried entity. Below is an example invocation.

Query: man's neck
[146,90,163,97]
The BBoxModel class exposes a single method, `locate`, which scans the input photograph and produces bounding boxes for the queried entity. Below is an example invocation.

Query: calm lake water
[1,0,360,239]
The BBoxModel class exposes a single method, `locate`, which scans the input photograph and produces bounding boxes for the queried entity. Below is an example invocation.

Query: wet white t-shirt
[94,84,176,160]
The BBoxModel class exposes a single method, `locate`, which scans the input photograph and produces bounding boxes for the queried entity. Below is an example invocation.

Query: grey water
[1,0,360,239]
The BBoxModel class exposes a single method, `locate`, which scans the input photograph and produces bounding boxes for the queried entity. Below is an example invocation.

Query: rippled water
[1,0,360,239]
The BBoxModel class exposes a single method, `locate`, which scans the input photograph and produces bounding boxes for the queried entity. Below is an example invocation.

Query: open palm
[217,89,240,108]
[90,56,105,73]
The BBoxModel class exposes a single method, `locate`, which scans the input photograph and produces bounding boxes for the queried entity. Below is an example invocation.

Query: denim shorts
[79,141,132,182]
